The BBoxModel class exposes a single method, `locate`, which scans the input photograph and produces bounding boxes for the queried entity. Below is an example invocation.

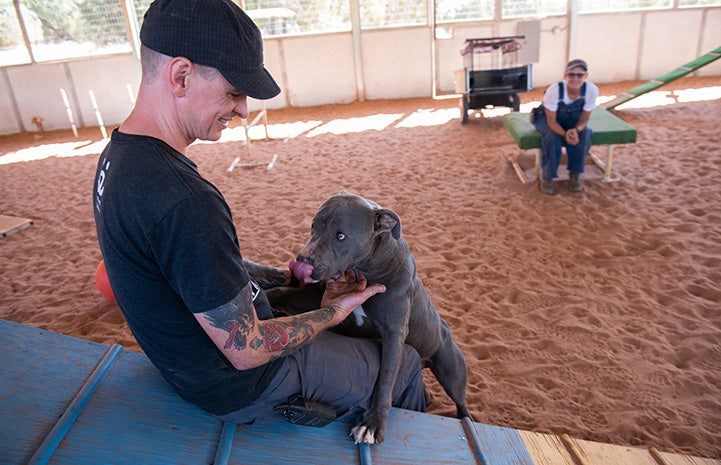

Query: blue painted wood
[359,442,373,465]
[463,416,490,465]
[47,349,223,465]
[472,422,536,465]
[370,409,480,465]
[27,344,122,465]
[214,422,237,465]
[230,413,362,464]
[0,319,538,465]
[0,320,110,465]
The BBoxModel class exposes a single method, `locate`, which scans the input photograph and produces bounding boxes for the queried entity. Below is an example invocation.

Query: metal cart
[455,36,532,123]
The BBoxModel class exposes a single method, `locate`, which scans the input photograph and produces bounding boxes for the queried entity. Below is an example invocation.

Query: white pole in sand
[59,88,79,138]
[88,90,108,139]
[126,84,136,106]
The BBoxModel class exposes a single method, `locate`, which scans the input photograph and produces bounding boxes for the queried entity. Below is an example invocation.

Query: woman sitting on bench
[532,59,599,195]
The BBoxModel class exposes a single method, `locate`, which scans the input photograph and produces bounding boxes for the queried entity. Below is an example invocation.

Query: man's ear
[374,209,401,239]
[169,57,192,97]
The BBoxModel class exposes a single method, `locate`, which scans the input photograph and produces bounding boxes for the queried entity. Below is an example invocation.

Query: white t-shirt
[542,80,599,112]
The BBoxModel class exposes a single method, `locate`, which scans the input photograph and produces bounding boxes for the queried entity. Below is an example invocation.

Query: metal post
[60,88,79,138]
[567,0,579,63]
[349,0,365,102]
[89,90,108,139]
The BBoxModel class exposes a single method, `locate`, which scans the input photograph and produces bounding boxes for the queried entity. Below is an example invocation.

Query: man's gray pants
[218,331,426,425]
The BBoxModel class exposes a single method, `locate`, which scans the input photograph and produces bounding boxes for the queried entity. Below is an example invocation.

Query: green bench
[502,107,637,183]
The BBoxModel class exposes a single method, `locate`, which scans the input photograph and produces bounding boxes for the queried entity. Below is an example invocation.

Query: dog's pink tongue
[289,260,314,283]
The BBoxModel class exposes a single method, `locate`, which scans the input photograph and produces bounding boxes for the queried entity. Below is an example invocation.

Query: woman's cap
[566,59,588,72]
[140,0,281,100]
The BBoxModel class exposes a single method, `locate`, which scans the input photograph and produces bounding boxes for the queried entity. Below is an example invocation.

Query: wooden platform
[1,319,718,465]
[0,214,33,238]
[503,107,637,183]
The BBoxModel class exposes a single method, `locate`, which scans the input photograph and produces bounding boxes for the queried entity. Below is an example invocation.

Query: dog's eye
[336,232,346,241]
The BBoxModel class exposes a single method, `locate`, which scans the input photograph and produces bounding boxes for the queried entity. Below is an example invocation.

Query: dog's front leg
[351,330,407,445]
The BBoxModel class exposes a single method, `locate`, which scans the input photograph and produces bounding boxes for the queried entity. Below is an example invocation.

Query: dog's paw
[350,411,387,445]
[350,425,377,445]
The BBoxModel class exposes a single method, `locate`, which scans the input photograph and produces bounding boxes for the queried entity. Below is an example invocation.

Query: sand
[1,76,720,459]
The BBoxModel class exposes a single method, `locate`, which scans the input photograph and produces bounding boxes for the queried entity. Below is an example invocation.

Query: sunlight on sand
[0,139,108,165]
[616,85,721,109]
[396,108,460,128]
[307,113,404,136]
[1,84,719,166]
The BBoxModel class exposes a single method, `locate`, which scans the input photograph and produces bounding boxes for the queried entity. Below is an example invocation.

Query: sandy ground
[1,76,720,459]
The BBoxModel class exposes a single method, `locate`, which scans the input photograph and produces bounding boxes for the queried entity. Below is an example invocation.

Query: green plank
[502,107,637,150]
[603,46,721,109]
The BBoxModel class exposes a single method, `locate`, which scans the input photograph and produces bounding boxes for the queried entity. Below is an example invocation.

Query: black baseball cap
[140,0,281,100]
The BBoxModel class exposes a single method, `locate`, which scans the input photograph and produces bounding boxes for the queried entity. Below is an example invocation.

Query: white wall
[1,7,719,136]
[362,27,432,99]
[2,55,140,134]
[576,14,644,84]
[1,70,23,135]
[279,33,358,107]
[701,8,721,68]
[68,56,142,129]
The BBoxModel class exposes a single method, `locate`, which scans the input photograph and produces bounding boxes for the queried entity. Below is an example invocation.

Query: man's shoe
[540,177,555,195]
[569,172,584,192]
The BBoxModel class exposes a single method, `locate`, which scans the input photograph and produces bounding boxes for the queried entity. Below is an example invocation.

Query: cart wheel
[460,96,469,124]
[511,93,521,112]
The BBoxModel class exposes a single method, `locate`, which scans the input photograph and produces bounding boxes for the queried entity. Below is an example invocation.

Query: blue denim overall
[533,82,593,179]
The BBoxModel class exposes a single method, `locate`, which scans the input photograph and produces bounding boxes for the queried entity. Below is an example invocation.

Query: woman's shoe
[569,172,584,192]
[540,177,555,195]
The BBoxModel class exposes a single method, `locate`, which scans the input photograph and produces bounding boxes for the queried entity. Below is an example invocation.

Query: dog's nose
[295,255,314,266]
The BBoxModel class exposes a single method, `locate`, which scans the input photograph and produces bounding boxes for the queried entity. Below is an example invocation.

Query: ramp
[2,319,720,465]
[602,45,721,110]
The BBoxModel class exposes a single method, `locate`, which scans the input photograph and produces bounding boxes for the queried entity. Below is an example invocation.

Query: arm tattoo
[203,283,339,359]
[204,289,256,350]
[252,307,337,353]
[255,307,338,361]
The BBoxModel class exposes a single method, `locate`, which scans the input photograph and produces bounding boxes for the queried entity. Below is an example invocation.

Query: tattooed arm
[194,270,385,370]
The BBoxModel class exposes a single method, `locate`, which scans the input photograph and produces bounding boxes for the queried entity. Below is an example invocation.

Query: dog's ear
[374,209,401,239]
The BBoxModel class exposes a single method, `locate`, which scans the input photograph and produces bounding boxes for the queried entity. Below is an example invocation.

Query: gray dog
[291,192,470,445]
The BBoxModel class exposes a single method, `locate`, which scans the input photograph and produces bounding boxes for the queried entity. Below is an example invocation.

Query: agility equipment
[3,319,718,465]
[0,214,32,238]
[503,107,637,183]
[60,88,79,138]
[88,90,108,139]
[227,102,279,172]
[602,45,721,110]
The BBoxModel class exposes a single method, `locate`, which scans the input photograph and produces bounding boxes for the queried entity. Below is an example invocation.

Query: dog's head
[293,192,401,282]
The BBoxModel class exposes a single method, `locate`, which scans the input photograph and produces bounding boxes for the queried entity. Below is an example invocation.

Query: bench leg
[506,150,532,183]
[590,146,620,182]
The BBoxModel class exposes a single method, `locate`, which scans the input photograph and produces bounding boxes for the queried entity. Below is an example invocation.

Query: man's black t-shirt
[93,129,282,415]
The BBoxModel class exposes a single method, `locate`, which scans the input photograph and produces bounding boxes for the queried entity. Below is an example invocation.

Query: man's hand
[321,270,385,324]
